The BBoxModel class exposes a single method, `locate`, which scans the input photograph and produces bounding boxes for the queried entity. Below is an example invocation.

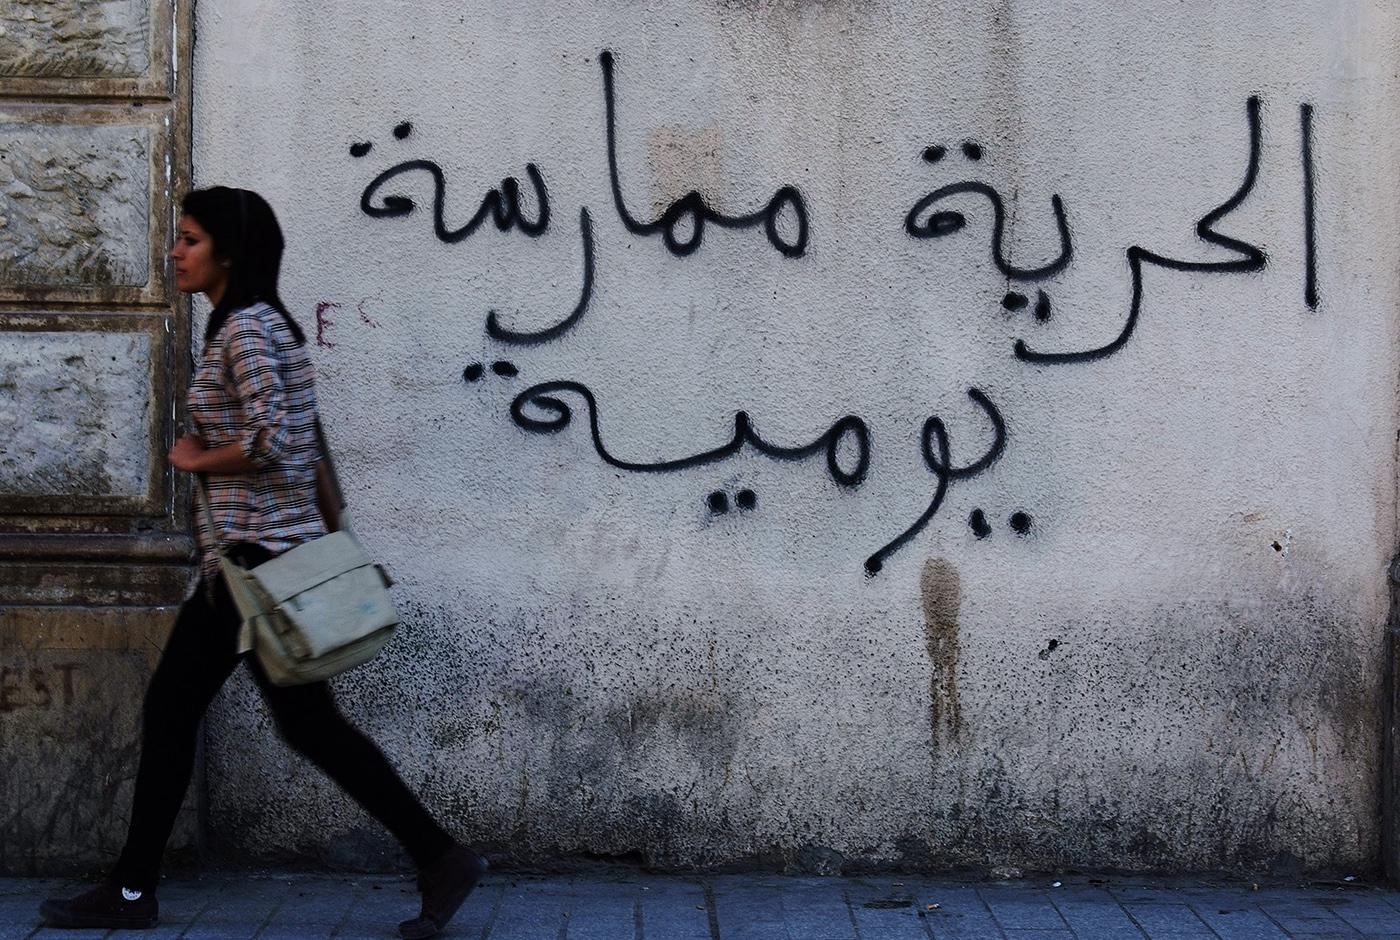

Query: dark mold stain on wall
[920,558,963,745]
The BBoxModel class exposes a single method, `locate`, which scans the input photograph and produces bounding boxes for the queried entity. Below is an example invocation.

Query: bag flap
[276,565,398,657]
[249,531,373,603]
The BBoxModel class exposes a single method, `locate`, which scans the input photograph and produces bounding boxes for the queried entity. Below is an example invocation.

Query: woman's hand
[168,433,208,471]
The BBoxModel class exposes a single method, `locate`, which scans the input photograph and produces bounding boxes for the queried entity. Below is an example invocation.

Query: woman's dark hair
[182,187,307,347]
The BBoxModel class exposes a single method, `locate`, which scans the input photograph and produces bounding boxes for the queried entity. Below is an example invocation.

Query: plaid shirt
[190,302,325,579]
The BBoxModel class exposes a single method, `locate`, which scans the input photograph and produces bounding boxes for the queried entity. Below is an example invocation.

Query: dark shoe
[399,845,489,939]
[39,883,158,929]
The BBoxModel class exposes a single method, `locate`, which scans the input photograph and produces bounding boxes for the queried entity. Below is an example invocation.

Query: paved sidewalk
[3,871,1398,939]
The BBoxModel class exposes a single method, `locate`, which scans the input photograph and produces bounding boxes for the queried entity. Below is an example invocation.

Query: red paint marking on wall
[315,301,342,348]
[0,663,79,713]
[357,297,381,328]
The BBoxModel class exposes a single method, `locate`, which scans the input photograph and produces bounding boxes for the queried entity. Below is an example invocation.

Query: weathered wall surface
[0,0,192,875]
[196,1,1400,873]
[0,607,186,875]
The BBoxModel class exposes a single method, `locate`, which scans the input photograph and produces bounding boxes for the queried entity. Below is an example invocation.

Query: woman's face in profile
[171,215,227,298]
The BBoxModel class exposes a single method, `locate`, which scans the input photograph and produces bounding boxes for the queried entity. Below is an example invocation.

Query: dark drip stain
[349,142,372,158]
[920,558,963,745]
[393,121,413,140]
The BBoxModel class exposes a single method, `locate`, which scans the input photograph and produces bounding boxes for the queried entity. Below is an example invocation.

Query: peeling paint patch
[647,124,725,213]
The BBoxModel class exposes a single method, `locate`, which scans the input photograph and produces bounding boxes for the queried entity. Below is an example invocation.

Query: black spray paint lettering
[863,388,1006,575]
[494,374,1009,574]
[351,48,808,346]
[360,158,551,239]
[486,207,595,346]
[601,50,809,259]
[354,122,597,346]
[967,508,1032,538]
[348,72,1320,575]
[906,96,1317,364]
[1300,103,1318,310]
[1009,97,1267,365]
[707,488,757,515]
[509,380,871,486]
[969,509,991,538]
[906,182,1073,282]
[464,360,520,382]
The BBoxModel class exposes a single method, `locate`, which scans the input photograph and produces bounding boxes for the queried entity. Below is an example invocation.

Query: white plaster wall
[196,1,1400,872]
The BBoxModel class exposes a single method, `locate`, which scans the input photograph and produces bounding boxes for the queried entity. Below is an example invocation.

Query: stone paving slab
[2,872,1398,939]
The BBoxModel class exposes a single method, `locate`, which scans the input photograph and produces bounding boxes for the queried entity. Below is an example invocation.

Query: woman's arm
[225,312,292,467]
[168,435,338,531]
[169,310,292,474]
[169,434,259,473]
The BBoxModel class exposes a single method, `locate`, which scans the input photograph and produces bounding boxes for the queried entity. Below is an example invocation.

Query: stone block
[0,0,151,79]
[0,328,155,502]
[0,121,152,291]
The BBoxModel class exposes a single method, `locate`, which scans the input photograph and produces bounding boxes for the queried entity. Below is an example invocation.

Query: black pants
[111,547,453,891]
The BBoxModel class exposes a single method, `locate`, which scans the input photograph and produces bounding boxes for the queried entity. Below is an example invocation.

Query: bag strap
[193,472,228,560]
[314,418,349,525]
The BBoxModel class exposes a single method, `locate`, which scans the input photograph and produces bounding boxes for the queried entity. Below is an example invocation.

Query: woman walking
[39,187,484,938]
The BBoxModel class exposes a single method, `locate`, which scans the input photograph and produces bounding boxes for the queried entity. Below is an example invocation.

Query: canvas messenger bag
[195,422,397,686]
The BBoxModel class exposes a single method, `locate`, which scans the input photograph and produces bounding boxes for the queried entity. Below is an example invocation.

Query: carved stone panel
[0,0,171,98]
[0,107,171,305]
[0,314,168,516]
[0,1,149,77]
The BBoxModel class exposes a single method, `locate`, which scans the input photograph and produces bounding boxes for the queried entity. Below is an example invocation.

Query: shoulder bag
[195,421,398,686]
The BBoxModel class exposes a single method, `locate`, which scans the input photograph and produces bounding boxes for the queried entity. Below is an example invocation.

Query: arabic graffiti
[904,182,1072,281]
[601,50,809,260]
[1301,103,1319,310]
[1009,97,1266,366]
[347,51,1319,576]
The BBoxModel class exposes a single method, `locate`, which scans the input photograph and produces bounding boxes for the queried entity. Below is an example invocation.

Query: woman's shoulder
[227,301,280,329]
[225,302,305,349]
